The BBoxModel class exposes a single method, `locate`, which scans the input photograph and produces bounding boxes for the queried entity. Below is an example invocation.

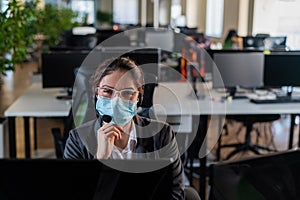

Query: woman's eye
[103,89,113,95]
[123,90,133,96]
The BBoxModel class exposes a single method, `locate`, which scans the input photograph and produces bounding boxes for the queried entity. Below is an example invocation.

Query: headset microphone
[101,115,112,125]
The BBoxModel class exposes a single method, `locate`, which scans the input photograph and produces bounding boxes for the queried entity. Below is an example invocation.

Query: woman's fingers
[99,123,123,140]
[104,130,120,140]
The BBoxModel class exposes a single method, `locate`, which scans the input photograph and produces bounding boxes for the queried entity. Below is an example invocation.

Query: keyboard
[250,98,300,104]
[222,95,248,100]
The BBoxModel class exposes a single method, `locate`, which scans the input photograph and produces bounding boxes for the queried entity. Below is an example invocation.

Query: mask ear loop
[94,86,100,118]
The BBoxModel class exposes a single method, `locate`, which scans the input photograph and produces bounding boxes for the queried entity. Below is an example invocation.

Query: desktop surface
[0,158,173,200]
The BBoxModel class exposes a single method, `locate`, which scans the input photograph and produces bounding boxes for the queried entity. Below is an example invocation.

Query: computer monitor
[41,51,90,97]
[243,36,287,50]
[42,48,160,101]
[242,36,257,49]
[264,36,287,50]
[96,29,124,44]
[94,47,161,79]
[264,53,300,96]
[209,149,300,200]
[212,52,264,97]
[242,36,265,50]
[0,158,173,200]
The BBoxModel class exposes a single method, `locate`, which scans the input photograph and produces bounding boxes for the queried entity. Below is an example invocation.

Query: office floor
[1,61,299,199]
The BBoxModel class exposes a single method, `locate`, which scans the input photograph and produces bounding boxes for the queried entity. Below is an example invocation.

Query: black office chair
[137,73,158,118]
[209,149,300,200]
[216,114,281,160]
[58,28,98,50]
[182,115,208,194]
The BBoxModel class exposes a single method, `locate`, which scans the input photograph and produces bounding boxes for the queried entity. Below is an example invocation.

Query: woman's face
[97,69,139,102]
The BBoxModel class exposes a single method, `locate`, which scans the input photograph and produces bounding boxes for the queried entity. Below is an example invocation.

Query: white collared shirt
[110,121,137,159]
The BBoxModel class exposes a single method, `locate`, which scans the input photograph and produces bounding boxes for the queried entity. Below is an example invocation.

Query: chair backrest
[52,66,96,158]
[72,66,98,127]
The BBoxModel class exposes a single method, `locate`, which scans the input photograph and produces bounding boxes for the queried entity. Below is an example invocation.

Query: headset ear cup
[94,95,100,118]
[137,85,144,108]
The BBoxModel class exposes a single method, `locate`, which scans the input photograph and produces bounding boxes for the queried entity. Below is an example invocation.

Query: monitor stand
[226,87,248,100]
[276,86,294,100]
[56,87,73,100]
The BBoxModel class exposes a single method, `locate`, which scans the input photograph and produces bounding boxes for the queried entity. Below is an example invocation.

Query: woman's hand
[96,123,123,159]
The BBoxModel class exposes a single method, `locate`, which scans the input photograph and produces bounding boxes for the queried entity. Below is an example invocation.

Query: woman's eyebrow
[101,85,135,90]
[100,85,114,89]
[122,87,135,90]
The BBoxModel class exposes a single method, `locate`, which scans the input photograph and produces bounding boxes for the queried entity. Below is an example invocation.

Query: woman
[223,29,243,49]
[63,57,185,199]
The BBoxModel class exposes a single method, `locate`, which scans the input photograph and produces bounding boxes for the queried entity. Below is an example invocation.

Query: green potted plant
[0,0,37,75]
[0,0,80,76]
[34,4,79,47]
[29,3,80,70]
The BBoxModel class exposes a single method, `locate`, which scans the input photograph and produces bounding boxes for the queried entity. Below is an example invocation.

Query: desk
[4,82,71,158]
[153,82,300,200]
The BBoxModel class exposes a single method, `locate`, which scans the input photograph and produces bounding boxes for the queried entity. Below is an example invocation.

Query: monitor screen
[264,53,300,87]
[96,29,124,44]
[0,158,173,200]
[264,36,287,50]
[94,47,161,79]
[42,51,89,89]
[212,52,264,89]
[242,36,266,50]
[42,48,160,93]
[209,149,300,200]
[242,36,258,49]
[243,36,287,50]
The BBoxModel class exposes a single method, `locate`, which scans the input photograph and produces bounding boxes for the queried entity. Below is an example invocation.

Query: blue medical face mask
[96,95,137,126]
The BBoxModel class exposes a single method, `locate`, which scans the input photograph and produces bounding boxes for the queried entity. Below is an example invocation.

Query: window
[71,0,95,25]
[1,0,9,13]
[171,0,181,19]
[113,0,138,25]
[253,0,300,50]
[205,0,224,38]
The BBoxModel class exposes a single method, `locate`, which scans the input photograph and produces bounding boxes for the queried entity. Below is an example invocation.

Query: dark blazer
[64,115,185,200]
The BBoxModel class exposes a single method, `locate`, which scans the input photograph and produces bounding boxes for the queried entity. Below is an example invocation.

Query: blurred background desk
[4,82,71,158]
